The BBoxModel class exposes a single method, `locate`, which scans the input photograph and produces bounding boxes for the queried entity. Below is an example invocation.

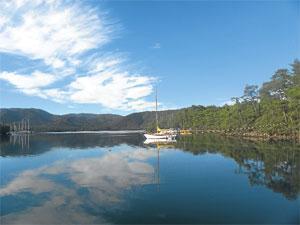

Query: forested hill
[0,108,179,132]
[0,108,121,131]
[173,59,300,138]
[1,60,299,137]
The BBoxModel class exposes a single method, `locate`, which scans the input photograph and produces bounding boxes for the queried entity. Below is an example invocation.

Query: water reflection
[0,133,299,224]
[0,133,145,157]
[9,134,30,150]
[176,135,300,200]
[1,146,156,224]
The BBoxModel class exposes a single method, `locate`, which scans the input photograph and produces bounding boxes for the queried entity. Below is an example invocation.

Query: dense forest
[165,59,300,139]
[1,60,299,139]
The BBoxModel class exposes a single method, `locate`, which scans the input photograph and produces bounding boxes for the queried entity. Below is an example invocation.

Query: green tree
[242,84,259,115]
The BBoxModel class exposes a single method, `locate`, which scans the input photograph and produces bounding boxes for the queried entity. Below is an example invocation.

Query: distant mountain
[0,108,180,132]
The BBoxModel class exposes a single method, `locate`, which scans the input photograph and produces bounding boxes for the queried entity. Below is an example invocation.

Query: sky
[0,0,299,115]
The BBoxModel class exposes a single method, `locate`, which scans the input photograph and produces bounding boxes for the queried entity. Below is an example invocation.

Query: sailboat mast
[155,87,158,133]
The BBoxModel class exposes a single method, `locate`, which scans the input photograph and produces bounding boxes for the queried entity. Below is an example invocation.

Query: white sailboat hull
[144,134,176,139]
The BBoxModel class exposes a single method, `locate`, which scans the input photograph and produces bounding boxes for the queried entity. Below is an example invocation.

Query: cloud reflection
[0,149,156,224]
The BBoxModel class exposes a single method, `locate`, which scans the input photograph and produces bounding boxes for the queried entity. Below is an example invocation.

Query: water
[0,133,299,224]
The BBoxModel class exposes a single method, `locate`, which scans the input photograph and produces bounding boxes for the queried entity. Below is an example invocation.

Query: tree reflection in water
[176,134,300,200]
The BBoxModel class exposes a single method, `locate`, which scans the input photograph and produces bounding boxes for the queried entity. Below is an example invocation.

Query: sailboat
[144,88,177,140]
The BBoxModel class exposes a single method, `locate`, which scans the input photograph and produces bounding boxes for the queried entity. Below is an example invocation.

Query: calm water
[0,133,299,224]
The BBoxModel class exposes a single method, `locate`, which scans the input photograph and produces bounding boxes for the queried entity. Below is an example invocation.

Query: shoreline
[39,130,145,134]
[2,129,299,142]
[1,130,145,136]
[193,129,300,142]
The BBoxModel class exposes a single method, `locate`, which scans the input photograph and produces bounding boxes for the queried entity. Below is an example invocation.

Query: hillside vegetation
[170,60,300,138]
[0,108,178,132]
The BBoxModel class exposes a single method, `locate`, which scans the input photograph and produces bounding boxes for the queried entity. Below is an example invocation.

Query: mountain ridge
[0,108,178,131]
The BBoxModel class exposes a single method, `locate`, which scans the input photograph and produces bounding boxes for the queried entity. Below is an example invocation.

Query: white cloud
[42,88,69,103]
[125,99,157,111]
[0,0,157,111]
[0,71,56,89]
[87,54,124,74]
[152,42,161,49]
[0,71,70,102]
[68,72,156,110]
[219,99,235,106]
[0,0,112,68]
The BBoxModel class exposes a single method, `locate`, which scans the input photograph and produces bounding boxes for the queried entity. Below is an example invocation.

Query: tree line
[157,60,300,139]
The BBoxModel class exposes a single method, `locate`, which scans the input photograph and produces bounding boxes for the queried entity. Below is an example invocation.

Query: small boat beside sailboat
[179,129,192,135]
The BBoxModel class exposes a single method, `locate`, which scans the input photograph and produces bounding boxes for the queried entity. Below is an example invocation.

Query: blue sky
[0,0,299,115]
